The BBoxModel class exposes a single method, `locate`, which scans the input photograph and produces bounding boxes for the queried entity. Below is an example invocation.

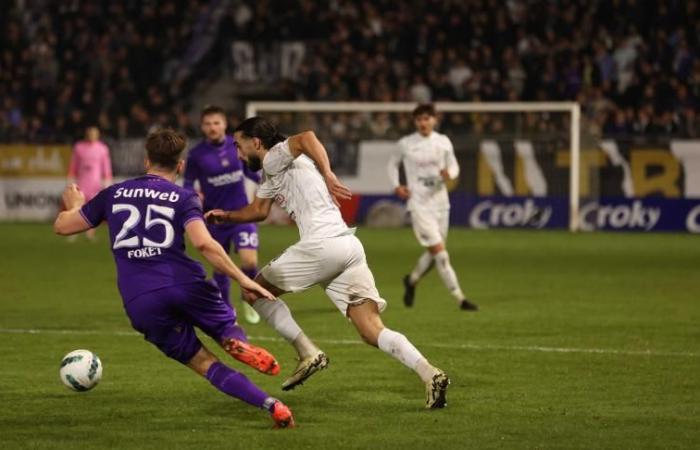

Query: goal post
[246,101,582,232]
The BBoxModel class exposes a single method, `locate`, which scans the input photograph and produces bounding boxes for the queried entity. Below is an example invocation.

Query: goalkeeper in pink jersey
[67,126,113,241]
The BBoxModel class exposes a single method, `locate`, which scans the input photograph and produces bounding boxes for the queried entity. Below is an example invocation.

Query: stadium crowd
[0,0,203,143]
[2,0,699,143]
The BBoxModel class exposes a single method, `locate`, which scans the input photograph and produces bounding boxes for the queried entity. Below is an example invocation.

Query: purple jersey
[80,174,207,302]
[183,136,260,213]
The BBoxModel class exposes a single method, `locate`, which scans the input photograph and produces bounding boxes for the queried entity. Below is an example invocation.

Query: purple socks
[206,361,270,409]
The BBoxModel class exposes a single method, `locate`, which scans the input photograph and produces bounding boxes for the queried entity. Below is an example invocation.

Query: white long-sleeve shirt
[388,131,459,212]
[257,139,349,241]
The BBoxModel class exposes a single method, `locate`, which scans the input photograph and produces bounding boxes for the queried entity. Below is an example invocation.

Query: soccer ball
[59,349,103,392]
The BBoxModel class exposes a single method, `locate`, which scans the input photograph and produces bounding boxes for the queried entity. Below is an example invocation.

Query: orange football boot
[270,401,295,429]
[222,338,280,375]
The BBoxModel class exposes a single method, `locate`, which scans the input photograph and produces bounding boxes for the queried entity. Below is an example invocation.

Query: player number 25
[112,203,175,249]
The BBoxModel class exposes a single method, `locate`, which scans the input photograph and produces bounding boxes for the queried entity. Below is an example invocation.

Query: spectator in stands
[1,0,699,141]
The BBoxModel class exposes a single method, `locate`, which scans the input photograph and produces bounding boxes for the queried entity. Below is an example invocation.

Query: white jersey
[389,131,460,212]
[257,139,349,241]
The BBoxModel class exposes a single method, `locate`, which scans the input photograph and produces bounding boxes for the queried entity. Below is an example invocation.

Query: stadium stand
[1,0,699,142]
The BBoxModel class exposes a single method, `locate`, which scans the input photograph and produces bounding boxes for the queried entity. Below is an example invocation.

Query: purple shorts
[124,281,240,364]
[209,223,259,253]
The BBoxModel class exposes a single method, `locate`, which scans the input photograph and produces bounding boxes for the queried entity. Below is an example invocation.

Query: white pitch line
[1,327,697,358]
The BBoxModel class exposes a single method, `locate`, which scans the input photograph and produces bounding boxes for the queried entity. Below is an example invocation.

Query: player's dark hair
[412,103,437,117]
[145,128,187,170]
[200,105,227,120]
[234,117,286,149]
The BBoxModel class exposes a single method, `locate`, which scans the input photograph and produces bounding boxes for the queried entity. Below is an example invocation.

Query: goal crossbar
[246,101,581,231]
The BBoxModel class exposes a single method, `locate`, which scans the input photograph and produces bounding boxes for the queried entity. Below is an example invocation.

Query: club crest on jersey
[275,194,287,208]
[221,158,229,167]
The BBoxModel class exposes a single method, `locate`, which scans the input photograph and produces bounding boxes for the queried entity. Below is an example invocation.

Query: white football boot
[281,351,329,391]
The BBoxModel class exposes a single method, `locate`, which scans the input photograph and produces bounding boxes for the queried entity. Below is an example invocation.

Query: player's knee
[241,258,257,270]
[238,248,258,267]
[358,328,379,347]
[349,308,383,347]
[427,242,445,255]
[186,348,218,377]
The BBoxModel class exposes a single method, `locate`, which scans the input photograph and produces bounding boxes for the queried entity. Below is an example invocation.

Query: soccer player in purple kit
[54,128,295,428]
[184,106,261,324]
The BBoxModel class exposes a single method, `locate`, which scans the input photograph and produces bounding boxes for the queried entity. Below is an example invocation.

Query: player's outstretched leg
[347,301,450,408]
[187,284,278,375]
[245,275,329,390]
[187,346,295,428]
[251,296,329,390]
[403,251,434,307]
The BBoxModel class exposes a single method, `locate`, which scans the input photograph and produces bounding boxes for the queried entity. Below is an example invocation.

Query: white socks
[251,298,318,358]
[409,251,434,285]
[377,328,437,383]
[434,250,465,302]
[410,250,466,303]
[291,332,319,359]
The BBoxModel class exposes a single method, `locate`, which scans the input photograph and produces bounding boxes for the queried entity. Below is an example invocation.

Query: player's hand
[205,209,229,224]
[240,279,276,301]
[62,183,86,209]
[440,169,459,191]
[324,172,352,206]
[395,185,410,200]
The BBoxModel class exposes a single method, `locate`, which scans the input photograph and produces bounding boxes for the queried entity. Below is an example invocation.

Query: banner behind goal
[246,102,581,231]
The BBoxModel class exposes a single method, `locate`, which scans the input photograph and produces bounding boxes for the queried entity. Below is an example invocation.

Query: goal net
[246,102,582,231]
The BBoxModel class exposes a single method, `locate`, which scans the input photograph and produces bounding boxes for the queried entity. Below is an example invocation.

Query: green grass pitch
[0,223,698,449]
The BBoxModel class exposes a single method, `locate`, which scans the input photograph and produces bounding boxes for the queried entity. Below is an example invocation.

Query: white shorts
[410,208,449,247]
[260,233,387,316]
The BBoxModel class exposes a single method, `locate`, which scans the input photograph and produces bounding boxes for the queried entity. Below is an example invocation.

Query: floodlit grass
[0,224,698,449]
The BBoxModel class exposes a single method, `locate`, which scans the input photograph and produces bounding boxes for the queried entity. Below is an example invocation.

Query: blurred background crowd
[1,0,699,143]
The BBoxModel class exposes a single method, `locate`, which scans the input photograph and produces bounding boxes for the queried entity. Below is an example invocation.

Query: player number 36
[238,231,259,248]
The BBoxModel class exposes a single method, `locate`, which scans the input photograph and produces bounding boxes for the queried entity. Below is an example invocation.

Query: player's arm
[185,219,274,300]
[287,131,352,205]
[54,184,91,235]
[439,139,460,191]
[204,196,273,225]
[389,141,410,199]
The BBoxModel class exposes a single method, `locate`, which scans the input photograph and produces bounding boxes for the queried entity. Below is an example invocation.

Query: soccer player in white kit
[206,117,450,409]
[388,104,478,311]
